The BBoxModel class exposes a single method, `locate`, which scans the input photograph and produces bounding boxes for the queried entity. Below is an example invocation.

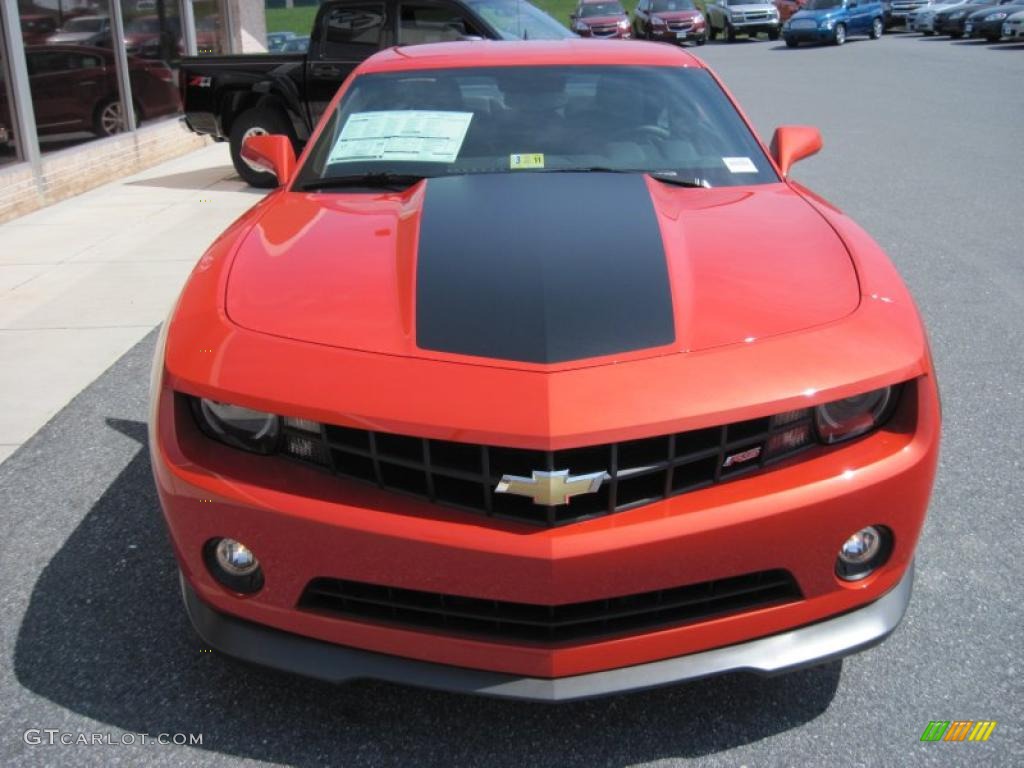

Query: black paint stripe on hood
[415,173,675,364]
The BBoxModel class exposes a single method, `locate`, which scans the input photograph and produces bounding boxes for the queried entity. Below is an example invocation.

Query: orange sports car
[150,39,940,701]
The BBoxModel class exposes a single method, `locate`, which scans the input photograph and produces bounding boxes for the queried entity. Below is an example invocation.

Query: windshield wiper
[537,168,710,188]
[297,172,430,192]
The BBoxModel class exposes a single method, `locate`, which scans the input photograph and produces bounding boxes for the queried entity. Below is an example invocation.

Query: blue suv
[783,0,885,44]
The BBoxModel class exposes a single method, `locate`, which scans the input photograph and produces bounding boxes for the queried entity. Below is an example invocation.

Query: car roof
[361,40,705,74]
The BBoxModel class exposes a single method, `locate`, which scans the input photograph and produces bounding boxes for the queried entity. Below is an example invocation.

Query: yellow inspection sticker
[510,153,544,170]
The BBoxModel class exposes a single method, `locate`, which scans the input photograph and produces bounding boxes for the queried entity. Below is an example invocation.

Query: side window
[320,4,386,58]
[398,4,478,45]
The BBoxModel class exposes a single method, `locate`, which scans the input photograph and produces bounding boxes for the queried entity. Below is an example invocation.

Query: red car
[151,40,940,701]
[0,46,179,140]
[571,0,633,37]
[633,0,709,44]
[774,0,808,21]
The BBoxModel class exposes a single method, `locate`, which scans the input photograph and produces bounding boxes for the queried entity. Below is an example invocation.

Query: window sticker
[328,110,474,164]
[510,153,545,170]
[722,156,758,174]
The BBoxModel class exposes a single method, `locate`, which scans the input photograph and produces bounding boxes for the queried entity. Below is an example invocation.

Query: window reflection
[192,0,230,55]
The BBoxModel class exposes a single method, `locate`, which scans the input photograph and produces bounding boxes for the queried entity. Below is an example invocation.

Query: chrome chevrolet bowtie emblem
[495,469,609,506]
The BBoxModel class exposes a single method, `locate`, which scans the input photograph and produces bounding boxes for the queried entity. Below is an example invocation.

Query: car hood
[47,31,100,42]
[580,14,627,23]
[652,11,704,20]
[226,174,860,370]
[790,8,842,19]
[726,4,776,11]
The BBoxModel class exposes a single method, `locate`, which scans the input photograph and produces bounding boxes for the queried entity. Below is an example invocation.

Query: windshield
[65,17,105,32]
[651,0,696,10]
[806,0,843,9]
[580,2,626,15]
[296,66,778,190]
[465,0,572,39]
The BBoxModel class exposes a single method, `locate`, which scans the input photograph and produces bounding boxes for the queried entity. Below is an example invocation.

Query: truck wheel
[709,22,718,40]
[870,17,883,38]
[769,28,780,40]
[785,37,798,47]
[833,22,846,44]
[230,107,295,189]
[727,24,737,42]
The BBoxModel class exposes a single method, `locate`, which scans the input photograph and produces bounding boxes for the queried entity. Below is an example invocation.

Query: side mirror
[240,134,296,187]
[770,125,823,177]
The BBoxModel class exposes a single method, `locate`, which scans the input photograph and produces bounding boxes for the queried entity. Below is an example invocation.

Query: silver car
[706,0,783,40]
[909,0,966,32]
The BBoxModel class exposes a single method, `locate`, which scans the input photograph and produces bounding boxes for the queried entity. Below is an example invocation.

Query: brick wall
[0,118,211,224]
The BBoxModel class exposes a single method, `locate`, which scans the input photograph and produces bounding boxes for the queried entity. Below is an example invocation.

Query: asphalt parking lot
[1,33,1022,767]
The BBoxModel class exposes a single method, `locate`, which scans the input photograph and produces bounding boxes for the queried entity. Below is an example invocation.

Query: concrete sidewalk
[0,144,264,464]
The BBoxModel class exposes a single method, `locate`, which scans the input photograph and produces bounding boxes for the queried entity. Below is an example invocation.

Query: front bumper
[729,20,781,33]
[784,25,837,41]
[183,561,915,702]
[649,25,707,41]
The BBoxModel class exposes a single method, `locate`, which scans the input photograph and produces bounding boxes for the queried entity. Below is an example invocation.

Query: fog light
[205,538,264,593]
[215,538,258,575]
[836,525,891,581]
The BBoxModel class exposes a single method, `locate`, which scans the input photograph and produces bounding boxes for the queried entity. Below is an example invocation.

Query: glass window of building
[1,12,19,166]
[12,0,183,153]
[192,0,230,55]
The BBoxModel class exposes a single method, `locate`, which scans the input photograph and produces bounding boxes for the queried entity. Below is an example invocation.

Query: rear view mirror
[240,134,297,187]
[770,125,823,177]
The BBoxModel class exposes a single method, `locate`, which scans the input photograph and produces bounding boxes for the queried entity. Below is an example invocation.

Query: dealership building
[0,0,299,222]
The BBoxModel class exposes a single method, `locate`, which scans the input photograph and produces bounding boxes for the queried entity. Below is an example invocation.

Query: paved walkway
[0,145,264,464]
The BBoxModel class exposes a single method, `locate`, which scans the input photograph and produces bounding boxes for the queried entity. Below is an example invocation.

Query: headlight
[618,18,630,29]
[985,12,1007,20]
[652,15,667,25]
[193,398,281,453]
[951,11,965,18]
[823,18,835,27]
[814,387,895,444]
[574,21,589,31]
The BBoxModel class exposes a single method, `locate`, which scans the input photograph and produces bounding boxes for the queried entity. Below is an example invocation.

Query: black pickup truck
[181,0,570,185]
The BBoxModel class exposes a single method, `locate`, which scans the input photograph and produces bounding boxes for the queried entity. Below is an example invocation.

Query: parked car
[934,0,997,36]
[964,0,1024,37]
[705,0,783,41]
[886,0,931,27]
[632,0,708,43]
[280,35,311,53]
[0,45,179,140]
[774,0,808,21]
[908,0,963,34]
[266,31,298,52]
[180,0,571,186]
[1002,7,1024,36]
[570,0,633,36]
[154,38,940,702]
[46,15,111,47]
[783,0,885,43]
[20,14,59,45]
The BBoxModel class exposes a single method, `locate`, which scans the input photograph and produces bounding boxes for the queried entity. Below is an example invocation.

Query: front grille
[743,11,770,20]
[591,25,618,36]
[299,570,801,644]
[668,21,694,31]
[278,410,816,527]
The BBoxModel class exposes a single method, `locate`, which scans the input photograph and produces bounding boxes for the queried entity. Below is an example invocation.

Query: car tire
[870,17,883,38]
[230,107,295,189]
[768,28,780,40]
[696,32,707,45]
[709,22,718,39]
[92,98,141,137]
[950,31,962,38]
[727,23,737,41]
[923,30,935,35]
[785,36,798,47]
[984,32,1001,41]
[833,21,846,44]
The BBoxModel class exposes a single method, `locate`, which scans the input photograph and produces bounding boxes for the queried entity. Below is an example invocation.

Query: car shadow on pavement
[13,418,841,767]
[127,167,264,193]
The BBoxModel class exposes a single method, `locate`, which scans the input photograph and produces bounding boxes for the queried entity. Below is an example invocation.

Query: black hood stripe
[415,173,675,364]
